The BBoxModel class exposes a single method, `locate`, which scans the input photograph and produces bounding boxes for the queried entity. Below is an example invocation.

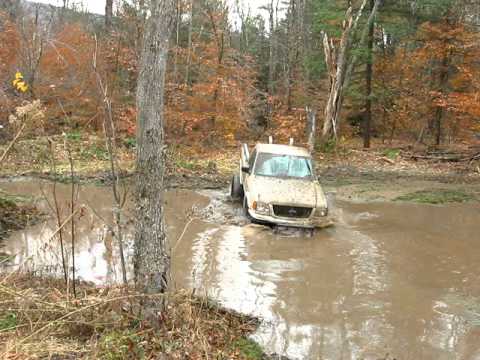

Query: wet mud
[1,178,480,359]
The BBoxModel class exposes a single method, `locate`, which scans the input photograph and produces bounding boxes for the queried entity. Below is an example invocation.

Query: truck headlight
[316,207,328,217]
[253,201,270,215]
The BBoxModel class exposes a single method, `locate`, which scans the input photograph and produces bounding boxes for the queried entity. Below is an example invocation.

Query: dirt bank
[2,135,479,204]
[0,190,42,244]
[318,165,480,203]
[0,134,480,207]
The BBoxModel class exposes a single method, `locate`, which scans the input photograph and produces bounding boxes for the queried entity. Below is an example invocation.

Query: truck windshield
[254,153,313,179]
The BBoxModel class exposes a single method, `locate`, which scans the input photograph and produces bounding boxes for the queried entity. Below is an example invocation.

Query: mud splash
[1,178,480,359]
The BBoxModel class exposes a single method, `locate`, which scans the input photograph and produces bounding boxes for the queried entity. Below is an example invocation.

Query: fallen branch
[408,154,463,162]
[379,156,395,164]
[468,152,480,163]
[403,151,479,163]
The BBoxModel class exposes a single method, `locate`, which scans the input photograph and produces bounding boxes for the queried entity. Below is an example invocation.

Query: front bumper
[248,209,332,229]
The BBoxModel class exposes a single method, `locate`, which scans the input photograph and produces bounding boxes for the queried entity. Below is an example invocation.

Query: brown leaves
[373,18,480,142]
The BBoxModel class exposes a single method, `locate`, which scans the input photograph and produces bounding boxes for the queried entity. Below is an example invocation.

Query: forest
[1,0,480,151]
[1,0,480,359]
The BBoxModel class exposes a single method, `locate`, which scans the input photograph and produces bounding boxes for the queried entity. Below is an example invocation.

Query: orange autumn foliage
[164,6,256,145]
[0,12,20,127]
[36,24,97,129]
[373,19,480,143]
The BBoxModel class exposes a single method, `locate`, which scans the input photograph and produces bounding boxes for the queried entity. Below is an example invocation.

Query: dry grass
[0,135,238,188]
[0,274,261,359]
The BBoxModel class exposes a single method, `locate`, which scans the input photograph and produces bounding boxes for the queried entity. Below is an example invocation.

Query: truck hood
[249,176,327,208]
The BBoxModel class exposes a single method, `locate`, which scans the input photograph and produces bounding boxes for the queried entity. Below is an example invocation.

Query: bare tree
[92,36,128,286]
[266,0,280,96]
[322,0,381,143]
[185,0,194,86]
[172,0,182,81]
[65,140,78,298]
[267,0,275,97]
[18,5,49,95]
[363,0,375,148]
[134,0,176,321]
[285,0,300,111]
[322,7,358,142]
[263,0,280,127]
[206,1,228,128]
[0,0,20,20]
[235,0,251,53]
[105,0,113,30]
[47,140,68,286]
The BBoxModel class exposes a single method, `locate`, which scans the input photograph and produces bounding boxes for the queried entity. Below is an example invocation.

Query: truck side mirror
[241,165,250,174]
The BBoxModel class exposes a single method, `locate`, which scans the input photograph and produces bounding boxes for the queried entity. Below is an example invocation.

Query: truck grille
[273,205,313,219]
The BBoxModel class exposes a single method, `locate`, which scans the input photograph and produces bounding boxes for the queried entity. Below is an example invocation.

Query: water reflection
[1,179,480,359]
[189,227,219,289]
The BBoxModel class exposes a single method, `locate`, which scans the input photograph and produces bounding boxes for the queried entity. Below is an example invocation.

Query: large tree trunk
[105,0,113,30]
[268,0,275,97]
[434,106,444,146]
[363,0,375,148]
[134,0,176,323]
[185,0,194,87]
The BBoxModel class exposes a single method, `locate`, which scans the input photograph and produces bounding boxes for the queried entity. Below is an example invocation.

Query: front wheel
[230,174,244,201]
[243,196,252,222]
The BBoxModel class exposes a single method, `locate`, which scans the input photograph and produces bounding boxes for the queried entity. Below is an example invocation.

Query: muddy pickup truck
[230,139,330,228]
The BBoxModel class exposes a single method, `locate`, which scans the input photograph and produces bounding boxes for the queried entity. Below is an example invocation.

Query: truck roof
[254,143,311,157]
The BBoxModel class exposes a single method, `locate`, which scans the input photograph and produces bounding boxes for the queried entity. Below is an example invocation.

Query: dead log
[404,151,480,163]
[306,106,317,153]
[379,156,395,164]
[321,0,381,143]
[467,153,480,163]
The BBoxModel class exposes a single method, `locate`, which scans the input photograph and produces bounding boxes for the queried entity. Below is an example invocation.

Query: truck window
[249,150,256,170]
[254,153,313,179]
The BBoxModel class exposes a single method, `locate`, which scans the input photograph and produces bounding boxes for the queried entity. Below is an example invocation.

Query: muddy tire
[243,196,252,222]
[230,175,244,201]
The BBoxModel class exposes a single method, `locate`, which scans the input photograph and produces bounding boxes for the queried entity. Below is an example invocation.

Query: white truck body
[235,143,330,228]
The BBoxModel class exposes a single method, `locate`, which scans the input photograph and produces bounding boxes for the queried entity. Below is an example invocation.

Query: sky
[32,0,272,17]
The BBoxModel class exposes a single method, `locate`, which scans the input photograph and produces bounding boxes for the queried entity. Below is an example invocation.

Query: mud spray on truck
[230,137,333,230]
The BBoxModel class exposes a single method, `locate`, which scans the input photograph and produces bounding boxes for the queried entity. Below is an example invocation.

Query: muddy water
[1,179,480,359]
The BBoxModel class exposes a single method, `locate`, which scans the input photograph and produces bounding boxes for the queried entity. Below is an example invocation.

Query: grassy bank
[394,189,476,204]
[0,274,265,359]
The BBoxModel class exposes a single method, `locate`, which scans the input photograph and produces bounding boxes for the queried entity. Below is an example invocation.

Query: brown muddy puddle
[1,178,480,359]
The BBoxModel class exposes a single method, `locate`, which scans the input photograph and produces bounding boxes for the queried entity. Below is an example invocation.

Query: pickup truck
[230,140,330,228]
